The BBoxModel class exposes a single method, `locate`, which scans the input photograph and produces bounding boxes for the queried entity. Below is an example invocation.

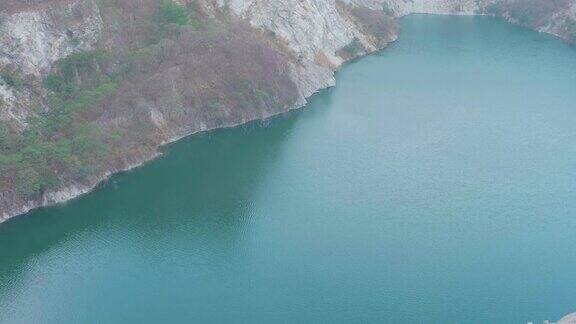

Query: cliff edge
[1,0,575,221]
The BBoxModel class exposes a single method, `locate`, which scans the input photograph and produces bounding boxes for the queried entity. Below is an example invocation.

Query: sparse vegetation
[350,6,396,47]
[484,3,505,16]
[0,50,119,198]
[159,1,189,26]
[487,0,571,27]
[1,72,24,88]
[3,0,573,215]
[0,122,10,150]
[0,0,309,204]
[566,18,576,45]
[339,38,364,58]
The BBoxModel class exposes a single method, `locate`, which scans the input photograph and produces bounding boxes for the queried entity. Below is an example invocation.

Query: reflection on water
[0,110,305,322]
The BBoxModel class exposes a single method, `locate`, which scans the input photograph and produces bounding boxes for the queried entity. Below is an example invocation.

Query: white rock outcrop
[0,0,103,76]
[213,0,491,112]
[0,0,103,128]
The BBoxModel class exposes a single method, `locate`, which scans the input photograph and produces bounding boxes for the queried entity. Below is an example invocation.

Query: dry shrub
[350,6,397,47]
[99,18,300,143]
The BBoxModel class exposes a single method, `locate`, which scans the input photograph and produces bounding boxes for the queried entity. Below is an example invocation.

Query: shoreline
[0,12,572,225]
[0,73,338,224]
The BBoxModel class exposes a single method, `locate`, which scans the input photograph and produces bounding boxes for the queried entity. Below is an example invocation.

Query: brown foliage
[96,16,300,153]
[350,6,397,47]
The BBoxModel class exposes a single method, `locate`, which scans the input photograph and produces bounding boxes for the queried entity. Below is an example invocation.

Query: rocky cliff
[1,0,575,222]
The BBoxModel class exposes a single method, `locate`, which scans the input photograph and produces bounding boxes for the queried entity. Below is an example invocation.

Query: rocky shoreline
[1,0,576,223]
[0,95,317,222]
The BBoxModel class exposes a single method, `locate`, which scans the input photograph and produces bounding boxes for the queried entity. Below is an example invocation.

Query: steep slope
[0,0,397,220]
[1,0,575,221]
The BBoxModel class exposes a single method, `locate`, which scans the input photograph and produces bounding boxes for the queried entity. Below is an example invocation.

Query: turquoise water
[1,15,576,323]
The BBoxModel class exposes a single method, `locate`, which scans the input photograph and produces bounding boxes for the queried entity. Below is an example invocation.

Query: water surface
[1,15,576,323]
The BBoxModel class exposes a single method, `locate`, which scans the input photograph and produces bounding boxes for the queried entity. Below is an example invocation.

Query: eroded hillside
[1,0,575,221]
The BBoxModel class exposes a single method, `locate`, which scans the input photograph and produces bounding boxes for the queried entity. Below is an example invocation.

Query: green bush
[0,49,120,200]
[0,120,111,198]
[43,74,65,92]
[0,123,9,150]
[58,50,108,82]
[1,72,24,88]
[40,52,118,138]
[159,1,189,26]
[10,142,63,197]
[16,168,42,197]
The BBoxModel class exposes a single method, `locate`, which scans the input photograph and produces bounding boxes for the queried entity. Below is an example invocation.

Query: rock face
[212,0,576,103]
[0,0,575,221]
[0,0,102,126]
[0,0,102,76]
[558,313,576,324]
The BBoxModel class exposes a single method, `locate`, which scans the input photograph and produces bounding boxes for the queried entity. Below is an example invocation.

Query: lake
[1,15,576,323]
